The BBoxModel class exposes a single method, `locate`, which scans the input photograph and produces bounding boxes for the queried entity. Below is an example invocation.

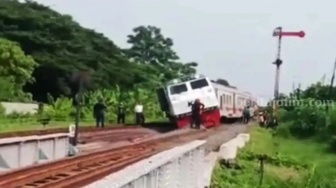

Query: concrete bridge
[0,130,249,187]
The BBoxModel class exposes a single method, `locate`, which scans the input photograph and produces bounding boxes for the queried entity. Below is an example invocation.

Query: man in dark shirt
[117,102,126,124]
[190,99,204,129]
[93,98,106,128]
[243,106,250,124]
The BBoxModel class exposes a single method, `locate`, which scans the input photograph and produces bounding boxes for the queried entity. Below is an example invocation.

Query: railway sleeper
[20,150,154,188]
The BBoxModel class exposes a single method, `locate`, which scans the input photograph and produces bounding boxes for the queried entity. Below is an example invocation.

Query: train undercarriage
[169,108,222,129]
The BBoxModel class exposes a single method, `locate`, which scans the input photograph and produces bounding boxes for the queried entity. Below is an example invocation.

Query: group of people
[258,111,278,128]
[92,97,206,129]
[92,98,254,129]
[92,99,145,127]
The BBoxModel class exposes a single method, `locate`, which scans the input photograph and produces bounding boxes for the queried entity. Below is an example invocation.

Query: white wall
[0,102,39,115]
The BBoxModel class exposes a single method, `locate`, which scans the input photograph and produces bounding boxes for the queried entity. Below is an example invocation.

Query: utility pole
[72,71,91,146]
[271,27,305,118]
[326,59,336,113]
[74,79,83,146]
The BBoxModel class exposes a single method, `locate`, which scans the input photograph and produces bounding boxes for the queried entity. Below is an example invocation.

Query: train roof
[165,74,207,86]
[211,80,254,97]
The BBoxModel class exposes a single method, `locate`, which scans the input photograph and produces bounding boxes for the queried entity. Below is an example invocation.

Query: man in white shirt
[134,102,145,125]
[68,124,76,145]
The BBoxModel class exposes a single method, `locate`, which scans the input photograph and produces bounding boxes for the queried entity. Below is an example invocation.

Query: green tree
[0,0,144,101]
[0,38,37,86]
[125,25,179,65]
[125,25,197,82]
[0,38,37,101]
[301,82,330,100]
[0,1,199,103]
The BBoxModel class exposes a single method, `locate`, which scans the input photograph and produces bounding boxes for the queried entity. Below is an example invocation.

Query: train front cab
[166,77,221,129]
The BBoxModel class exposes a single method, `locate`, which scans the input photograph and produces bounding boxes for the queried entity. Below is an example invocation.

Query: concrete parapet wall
[85,140,207,188]
[0,133,69,172]
[219,133,250,160]
[201,133,250,187]
[0,102,39,115]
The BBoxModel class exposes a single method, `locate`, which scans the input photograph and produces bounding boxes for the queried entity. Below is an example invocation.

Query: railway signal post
[71,71,91,146]
[271,27,305,120]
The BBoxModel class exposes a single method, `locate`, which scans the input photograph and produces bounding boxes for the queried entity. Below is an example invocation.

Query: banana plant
[44,95,74,121]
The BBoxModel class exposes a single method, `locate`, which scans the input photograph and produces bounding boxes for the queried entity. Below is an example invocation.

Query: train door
[232,93,236,114]
[156,88,169,112]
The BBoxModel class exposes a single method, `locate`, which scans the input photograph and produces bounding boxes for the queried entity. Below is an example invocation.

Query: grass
[211,126,336,188]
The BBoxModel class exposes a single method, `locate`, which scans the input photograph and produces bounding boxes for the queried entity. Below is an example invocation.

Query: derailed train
[157,75,258,128]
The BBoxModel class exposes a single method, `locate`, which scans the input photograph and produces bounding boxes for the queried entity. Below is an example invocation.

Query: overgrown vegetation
[275,81,336,149]
[0,0,235,130]
[0,0,202,102]
[0,0,220,130]
[0,87,165,132]
[211,127,336,188]
[212,79,336,187]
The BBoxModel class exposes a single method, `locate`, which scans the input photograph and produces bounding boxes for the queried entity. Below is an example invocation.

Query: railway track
[0,126,158,148]
[77,128,157,144]
[0,125,142,138]
[0,126,226,188]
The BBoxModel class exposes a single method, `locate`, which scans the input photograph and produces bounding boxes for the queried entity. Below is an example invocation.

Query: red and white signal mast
[272,27,305,116]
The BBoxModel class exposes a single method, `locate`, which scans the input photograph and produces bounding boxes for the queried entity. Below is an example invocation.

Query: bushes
[276,98,336,139]
[213,80,336,187]
[275,98,336,154]
[212,127,336,188]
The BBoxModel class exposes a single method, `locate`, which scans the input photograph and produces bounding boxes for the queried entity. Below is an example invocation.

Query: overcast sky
[34,0,336,100]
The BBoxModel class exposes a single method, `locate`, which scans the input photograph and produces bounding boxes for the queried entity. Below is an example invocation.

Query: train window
[169,84,188,95]
[190,78,209,89]
[220,96,223,108]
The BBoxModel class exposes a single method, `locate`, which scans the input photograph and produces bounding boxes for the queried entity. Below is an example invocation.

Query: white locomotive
[157,74,258,128]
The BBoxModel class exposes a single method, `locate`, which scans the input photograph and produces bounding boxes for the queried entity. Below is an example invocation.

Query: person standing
[243,106,250,124]
[134,102,144,125]
[258,111,265,127]
[68,124,75,145]
[190,99,204,129]
[117,102,126,124]
[93,98,106,128]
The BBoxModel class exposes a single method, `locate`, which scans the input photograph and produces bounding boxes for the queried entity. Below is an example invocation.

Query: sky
[34,0,336,100]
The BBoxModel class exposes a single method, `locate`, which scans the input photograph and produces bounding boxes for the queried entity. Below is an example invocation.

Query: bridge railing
[85,140,207,188]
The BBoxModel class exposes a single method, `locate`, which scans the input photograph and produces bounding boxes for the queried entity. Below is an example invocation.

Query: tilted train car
[157,75,258,129]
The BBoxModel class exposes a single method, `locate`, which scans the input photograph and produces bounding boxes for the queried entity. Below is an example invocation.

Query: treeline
[0,0,236,124]
[0,0,202,103]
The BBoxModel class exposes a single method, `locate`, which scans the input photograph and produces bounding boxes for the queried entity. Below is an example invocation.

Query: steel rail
[0,125,143,138]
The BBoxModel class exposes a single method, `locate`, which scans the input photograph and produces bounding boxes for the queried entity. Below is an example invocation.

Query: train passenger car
[157,75,258,129]
[213,82,257,119]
